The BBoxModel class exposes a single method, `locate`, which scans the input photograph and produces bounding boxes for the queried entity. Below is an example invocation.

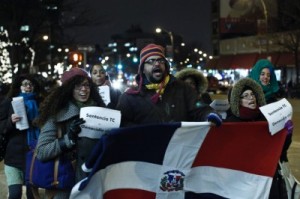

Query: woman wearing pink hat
[35,67,105,199]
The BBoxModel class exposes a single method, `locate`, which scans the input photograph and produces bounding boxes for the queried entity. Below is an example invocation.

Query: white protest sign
[79,107,121,139]
[98,85,111,106]
[210,99,230,119]
[259,98,293,135]
[210,99,230,111]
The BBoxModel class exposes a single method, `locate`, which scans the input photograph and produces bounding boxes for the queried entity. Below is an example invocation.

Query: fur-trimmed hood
[229,78,266,117]
[175,68,208,94]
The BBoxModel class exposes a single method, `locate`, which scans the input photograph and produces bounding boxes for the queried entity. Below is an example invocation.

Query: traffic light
[69,51,83,65]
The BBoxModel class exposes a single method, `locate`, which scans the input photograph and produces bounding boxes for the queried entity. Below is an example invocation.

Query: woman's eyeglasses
[240,93,256,99]
[75,83,90,90]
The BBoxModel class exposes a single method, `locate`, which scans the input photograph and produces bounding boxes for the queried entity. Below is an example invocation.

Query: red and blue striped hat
[138,44,167,73]
[126,44,169,97]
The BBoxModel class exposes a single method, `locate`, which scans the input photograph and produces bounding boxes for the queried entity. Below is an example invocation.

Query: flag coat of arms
[70,122,286,199]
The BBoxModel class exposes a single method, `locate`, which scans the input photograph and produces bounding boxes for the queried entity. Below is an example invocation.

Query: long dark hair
[36,76,105,127]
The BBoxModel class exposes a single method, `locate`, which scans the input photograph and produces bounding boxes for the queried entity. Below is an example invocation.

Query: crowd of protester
[0,43,294,199]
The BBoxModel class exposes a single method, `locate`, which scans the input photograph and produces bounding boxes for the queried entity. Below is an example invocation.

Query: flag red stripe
[193,122,286,177]
[104,189,155,199]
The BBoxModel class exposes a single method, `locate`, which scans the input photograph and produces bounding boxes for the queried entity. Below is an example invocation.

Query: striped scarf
[146,75,170,103]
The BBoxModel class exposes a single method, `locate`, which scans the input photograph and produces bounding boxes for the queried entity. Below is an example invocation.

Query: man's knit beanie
[138,44,168,74]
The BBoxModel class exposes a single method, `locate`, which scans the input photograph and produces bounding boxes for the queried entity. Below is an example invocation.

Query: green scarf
[74,99,96,108]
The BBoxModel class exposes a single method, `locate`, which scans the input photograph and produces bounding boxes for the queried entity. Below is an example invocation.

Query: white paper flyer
[11,97,29,130]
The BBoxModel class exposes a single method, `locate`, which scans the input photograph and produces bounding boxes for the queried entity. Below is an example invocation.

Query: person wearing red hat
[117,43,222,127]
[34,67,105,198]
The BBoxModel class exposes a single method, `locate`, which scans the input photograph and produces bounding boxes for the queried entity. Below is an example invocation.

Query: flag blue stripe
[80,122,181,191]
[185,192,227,199]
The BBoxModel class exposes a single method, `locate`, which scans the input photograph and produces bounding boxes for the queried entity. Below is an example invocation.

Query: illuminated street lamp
[260,0,268,29]
[257,0,268,34]
[155,27,174,61]
[41,34,54,75]
[42,35,49,41]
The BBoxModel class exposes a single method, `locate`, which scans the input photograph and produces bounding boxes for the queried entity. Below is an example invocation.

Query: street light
[155,27,174,61]
[257,0,268,34]
[42,35,49,41]
[260,0,268,28]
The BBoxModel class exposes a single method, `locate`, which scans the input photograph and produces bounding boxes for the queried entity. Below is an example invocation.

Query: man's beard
[147,74,164,84]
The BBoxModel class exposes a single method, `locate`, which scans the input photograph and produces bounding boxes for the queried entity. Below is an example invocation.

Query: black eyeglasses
[240,93,256,99]
[144,58,166,65]
[75,83,90,90]
[21,82,33,87]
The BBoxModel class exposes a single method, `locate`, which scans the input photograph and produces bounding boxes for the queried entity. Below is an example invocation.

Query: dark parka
[105,86,122,109]
[4,104,30,170]
[0,97,11,162]
[117,75,215,127]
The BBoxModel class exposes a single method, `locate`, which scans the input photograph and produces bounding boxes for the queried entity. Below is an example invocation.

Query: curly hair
[36,76,105,127]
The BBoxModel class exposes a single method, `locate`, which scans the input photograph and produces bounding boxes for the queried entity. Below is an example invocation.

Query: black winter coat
[117,78,214,127]
[4,105,29,171]
[106,87,122,109]
[0,97,10,161]
[0,97,10,134]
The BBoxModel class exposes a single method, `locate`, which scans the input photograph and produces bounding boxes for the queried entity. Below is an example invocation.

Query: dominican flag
[70,122,286,199]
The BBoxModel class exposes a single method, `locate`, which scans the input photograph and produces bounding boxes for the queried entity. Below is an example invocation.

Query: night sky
[68,0,212,52]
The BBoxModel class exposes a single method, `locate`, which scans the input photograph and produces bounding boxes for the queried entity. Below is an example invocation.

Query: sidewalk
[0,163,8,198]
[285,98,300,180]
[289,141,300,179]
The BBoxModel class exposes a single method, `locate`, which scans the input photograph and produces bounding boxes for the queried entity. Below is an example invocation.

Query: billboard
[220,0,277,35]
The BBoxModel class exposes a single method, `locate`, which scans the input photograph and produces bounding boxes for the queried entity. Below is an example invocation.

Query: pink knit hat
[138,44,167,74]
[61,67,88,84]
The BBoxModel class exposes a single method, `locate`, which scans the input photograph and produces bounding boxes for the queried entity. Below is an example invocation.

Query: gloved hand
[207,112,222,127]
[284,120,293,135]
[67,118,85,145]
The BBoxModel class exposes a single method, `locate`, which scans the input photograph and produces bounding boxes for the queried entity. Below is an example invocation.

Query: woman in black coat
[4,74,42,199]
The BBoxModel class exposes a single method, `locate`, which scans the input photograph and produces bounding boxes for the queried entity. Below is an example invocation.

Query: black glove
[67,118,85,145]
